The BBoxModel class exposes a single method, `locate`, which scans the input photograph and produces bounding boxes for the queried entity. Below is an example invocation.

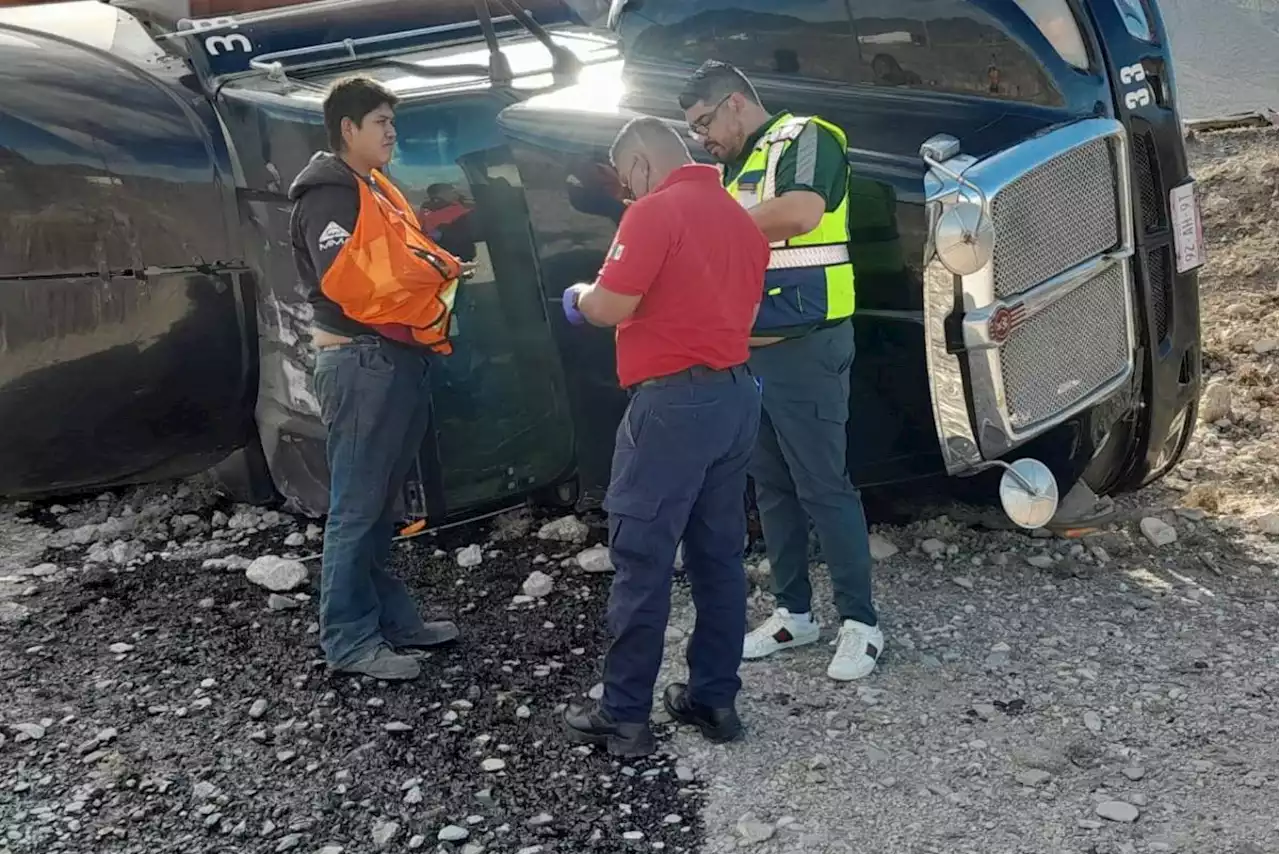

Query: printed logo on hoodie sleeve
[318,221,352,251]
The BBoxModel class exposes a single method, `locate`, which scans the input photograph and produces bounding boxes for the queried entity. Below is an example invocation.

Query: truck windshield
[606,0,1065,106]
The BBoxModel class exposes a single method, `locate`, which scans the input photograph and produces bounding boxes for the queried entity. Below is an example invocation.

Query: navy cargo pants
[600,365,762,724]
[748,321,878,627]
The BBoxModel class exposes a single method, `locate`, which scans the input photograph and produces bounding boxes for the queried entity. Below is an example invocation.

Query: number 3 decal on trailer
[1119,62,1153,110]
[180,15,255,58]
[206,33,253,55]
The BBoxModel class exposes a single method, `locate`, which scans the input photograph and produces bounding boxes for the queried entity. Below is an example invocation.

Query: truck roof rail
[161,0,581,90]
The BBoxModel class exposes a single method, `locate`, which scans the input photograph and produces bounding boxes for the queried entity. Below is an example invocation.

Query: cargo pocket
[604,492,663,564]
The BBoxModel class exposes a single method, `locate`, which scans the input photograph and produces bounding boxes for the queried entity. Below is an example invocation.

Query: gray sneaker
[336,646,421,681]
[391,620,460,653]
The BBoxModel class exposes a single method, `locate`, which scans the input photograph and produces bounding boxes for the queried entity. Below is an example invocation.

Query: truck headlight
[1012,0,1090,71]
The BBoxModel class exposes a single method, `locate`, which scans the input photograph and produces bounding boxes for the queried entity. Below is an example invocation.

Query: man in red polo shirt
[558,117,767,757]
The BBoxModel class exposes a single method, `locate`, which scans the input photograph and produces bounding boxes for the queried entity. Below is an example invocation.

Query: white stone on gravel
[521,570,554,598]
[316,846,344,854]
[249,699,269,719]
[283,532,306,548]
[920,538,947,557]
[11,723,45,741]
[481,757,506,772]
[587,682,604,700]
[371,819,400,848]
[735,814,776,843]
[951,576,974,590]
[537,515,589,543]
[404,786,423,805]
[1016,769,1052,786]
[1140,517,1178,547]
[108,642,135,654]
[868,533,898,560]
[246,556,308,592]
[437,819,468,839]
[267,593,299,611]
[0,602,31,625]
[383,721,412,733]
[1095,800,1140,823]
[576,545,613,574]
[1200,380,1234,423]
[456,544,484,568]
[1122,766,1147,781]
[1083,711,1103,733]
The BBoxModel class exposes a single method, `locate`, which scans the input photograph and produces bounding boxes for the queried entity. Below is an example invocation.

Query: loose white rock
[371,819,400,848]
[1200,380,1234,423]
[576,545,613,574]
[108,642,135,654]
[537,515,589,543]
[1096,800,1140,823]
[1016,769,1052,787]
[249,699,269,720]
[481,757,506,772]
[1083,711,1103,734]
[1140,517,1178,548]
[246,556,308,592]
[267,593,299,611]
[735,815,776,843]
[521,570,554,599]
[283,532,306,548]
[921,538,947,557]
[868,533,899,560]
[456,544,484,568]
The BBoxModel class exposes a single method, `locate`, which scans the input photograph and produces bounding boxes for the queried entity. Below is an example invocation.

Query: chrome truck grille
[991,138,1121,298]
[921,118,1137,475]
[999,264,1130,429]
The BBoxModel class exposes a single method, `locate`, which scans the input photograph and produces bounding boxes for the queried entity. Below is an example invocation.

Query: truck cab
[0,0,1203,526]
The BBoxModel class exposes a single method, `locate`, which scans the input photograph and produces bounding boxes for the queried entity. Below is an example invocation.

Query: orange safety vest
[319,169,463,355]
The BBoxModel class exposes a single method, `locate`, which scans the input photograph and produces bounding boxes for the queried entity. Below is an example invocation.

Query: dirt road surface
[1,127,1276,854]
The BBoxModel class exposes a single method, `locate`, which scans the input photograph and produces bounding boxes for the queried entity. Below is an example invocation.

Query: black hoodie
[288,151,386,339]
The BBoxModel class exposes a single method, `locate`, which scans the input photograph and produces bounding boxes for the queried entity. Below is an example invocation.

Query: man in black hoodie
[288,76,459,681]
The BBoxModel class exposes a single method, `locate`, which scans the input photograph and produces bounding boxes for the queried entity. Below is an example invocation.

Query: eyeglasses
[687,94,732,137]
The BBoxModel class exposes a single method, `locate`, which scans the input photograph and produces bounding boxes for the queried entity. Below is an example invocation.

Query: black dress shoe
[562,702,656,758]
[662,683,743,744]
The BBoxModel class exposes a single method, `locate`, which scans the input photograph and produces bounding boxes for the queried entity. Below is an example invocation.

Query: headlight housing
[1112,0,1156,42]
[1012,0,1091,71]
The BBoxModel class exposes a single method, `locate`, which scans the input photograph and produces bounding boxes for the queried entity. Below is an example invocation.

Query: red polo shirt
[596,164,767,388]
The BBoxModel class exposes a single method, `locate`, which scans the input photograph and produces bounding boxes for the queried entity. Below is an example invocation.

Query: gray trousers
[747,321,878,626]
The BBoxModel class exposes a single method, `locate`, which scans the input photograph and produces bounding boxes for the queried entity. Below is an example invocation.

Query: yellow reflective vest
[723,112,855,334]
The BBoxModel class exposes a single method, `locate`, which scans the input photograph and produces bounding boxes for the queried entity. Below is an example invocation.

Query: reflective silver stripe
[793,122,819,187]
[767,244,851,270]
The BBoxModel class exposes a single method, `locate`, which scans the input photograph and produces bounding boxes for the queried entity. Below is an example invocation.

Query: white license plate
[1169,182,1206,274]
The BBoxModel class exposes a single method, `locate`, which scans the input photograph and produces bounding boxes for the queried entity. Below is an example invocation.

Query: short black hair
[609,116,688,166]
[323,76,398,152]
[677,60,760,111]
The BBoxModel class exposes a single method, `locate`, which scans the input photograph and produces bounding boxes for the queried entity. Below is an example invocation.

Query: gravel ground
[1,128,1276,854]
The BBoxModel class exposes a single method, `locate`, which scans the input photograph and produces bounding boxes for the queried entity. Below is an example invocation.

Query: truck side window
[625,1,861,83]
[618,0,1062,106]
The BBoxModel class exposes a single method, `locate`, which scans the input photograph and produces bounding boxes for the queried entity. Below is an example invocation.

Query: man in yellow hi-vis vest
[680,60,883,682]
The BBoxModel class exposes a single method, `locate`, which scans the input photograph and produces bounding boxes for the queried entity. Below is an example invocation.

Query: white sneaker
[827,620,884,681]
[742,608,821,660]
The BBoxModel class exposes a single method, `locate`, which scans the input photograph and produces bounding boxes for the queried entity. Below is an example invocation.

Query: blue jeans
[748,321,878,627]
[312,335,434,667]
[600,365,761,723]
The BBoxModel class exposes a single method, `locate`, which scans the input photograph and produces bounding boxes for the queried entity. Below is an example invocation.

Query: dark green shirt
[723,111,849,212]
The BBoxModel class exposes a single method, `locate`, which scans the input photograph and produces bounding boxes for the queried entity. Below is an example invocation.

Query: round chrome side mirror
[998,458,1060,530]
[934,201,994,277]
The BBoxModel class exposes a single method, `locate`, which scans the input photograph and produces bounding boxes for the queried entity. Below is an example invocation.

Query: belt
[629,363,750,393]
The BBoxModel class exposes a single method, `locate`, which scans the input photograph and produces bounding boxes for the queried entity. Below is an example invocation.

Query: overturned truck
[0,0,1204,529]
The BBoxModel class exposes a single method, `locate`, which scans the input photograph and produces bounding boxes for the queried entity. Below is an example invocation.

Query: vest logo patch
[609,242,625,261]
[318,221,351,251]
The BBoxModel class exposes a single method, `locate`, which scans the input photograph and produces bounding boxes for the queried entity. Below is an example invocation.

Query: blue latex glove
[562,284,589,326]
